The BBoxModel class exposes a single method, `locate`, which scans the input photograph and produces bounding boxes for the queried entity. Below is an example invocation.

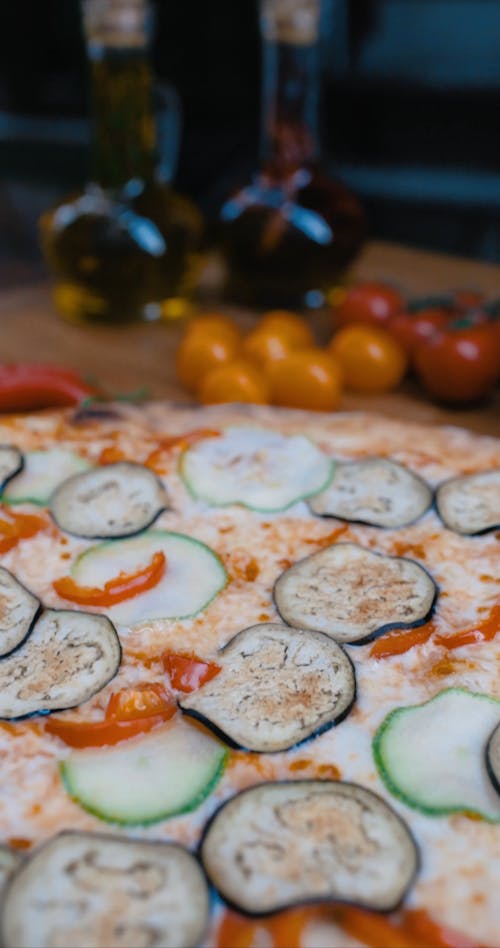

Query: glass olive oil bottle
[40,0,203,324]
[216,0,365,309]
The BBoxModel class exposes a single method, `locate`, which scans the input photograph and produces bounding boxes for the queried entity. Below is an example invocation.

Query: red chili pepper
[0,364,96,412]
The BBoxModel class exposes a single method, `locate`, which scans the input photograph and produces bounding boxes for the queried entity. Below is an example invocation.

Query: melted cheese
[0,408,497,943]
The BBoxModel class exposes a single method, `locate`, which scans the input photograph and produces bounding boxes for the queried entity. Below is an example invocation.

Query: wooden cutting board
[0,241,498,436]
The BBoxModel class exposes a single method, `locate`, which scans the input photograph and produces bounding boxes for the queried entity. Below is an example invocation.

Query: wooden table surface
[0,240,499,437]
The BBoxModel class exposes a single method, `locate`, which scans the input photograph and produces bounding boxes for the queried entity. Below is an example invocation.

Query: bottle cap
[82,0,152,49]
[261,0,321,45]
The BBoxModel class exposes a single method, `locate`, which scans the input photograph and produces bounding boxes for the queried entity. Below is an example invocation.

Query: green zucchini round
[374,687,500,822]
[61,718,228,825]
[70,530,227,625]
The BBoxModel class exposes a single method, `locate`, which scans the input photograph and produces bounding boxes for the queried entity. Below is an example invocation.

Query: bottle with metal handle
[40,0,203,325]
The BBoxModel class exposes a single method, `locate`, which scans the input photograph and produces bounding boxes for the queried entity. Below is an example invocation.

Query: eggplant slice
[0,568,40,657]
[0,447,23,493]
[180,623,356,752]
[1,831,210,948]
[200,780,419,916]
[309,458,432,528]
[50,462,167,539]
[486,721,500,795]
[436,470,500,535]
[0,608,121,719]
[274,542,437,645]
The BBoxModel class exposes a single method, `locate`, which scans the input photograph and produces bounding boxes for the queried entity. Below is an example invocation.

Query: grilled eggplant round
[0,609,121,719]
[0,568,40,657]
[180,623,356,752]
[0,446,23,494]
[486,721,500,795]
[50,462,167,538]
[200,780,419,915]
[309,458,432,528]
[274,542,437,644]
[1,832,210,948]
[436,470,500,535]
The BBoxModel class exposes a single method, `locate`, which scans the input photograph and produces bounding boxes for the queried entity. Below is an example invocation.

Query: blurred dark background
[1,0,499,284]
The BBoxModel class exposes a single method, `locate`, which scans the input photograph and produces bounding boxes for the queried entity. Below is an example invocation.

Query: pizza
[0,401,497,948]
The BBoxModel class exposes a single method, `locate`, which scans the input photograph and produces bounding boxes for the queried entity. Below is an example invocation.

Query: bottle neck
[259,0,322,177]
[89,45,156,190]
[82,0,156,191]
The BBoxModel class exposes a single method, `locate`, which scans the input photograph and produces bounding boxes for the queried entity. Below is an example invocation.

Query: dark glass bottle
[40,0,203,324]
[216,0,365,309]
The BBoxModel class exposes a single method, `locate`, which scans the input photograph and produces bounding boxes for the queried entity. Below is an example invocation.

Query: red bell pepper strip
[162,652,221,692]
[45,683,176,748]
[0,508,47,553]
[53,551,166,607]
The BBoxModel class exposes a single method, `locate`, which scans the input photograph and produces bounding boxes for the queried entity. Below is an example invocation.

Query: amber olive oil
[40,2,202,325]
[216,0,364,309]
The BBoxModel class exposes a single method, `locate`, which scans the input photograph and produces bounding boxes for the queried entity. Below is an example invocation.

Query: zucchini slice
[374,688,500,822]
[1,832,210,948]
[200,780,418,916]
[3,449,90,506]
[0,447,23,494]
[0,608,121,720]
[180,426,333,512]
[50,461,167,539]
[71,530,227,625]
[486,722,500,795]
[0,568,41,657]
[180,623,356,752]
[274,542,437,645]
[309,458,432,528]
[436,470,500,535]
[61,718,227,825]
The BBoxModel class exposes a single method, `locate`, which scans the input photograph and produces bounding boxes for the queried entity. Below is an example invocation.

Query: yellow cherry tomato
[259,310,314,348]
[329,325,407,394]
[185,312,242,346]
[176,331,240,393]
[199,360,271,405]
[267,348,342,412]
[243,326,299,366]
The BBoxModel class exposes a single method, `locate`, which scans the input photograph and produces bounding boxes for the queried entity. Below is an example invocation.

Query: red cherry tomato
[494,317,500,356]
[388,308,451,359]
[453,289,485,311]
[414,323,499,404]
[333,282,403,329]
